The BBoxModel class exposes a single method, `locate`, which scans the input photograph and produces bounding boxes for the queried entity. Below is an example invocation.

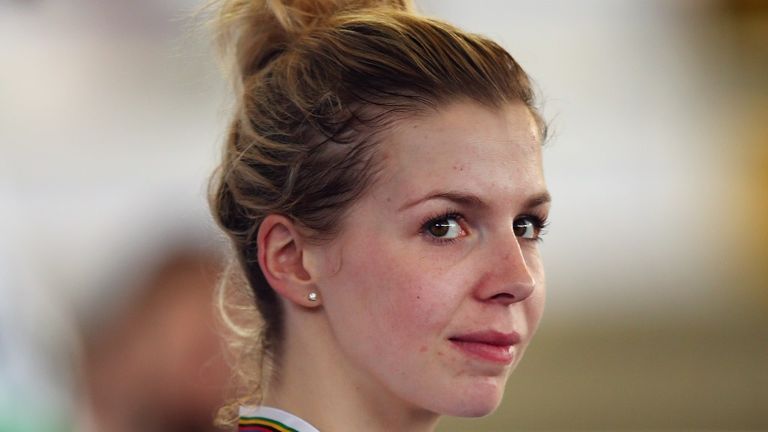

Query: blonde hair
[207,0,544,426]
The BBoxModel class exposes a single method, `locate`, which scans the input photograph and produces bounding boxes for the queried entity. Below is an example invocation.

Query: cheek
[500,245,546,338]
[524,260,547,337]
[526,284,546,334]
[366,254,441,325]
[326,241,459,346]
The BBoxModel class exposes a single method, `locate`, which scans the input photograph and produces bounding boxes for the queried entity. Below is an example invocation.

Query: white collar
[239,405,321,432]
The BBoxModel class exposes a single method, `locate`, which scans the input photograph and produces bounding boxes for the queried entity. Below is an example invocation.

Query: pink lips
[448,330,521,364]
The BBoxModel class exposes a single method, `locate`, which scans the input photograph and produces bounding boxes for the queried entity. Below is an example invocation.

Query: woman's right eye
[422,214,465,241]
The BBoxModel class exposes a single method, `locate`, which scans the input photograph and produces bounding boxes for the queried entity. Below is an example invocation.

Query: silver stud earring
[308,291,318,302]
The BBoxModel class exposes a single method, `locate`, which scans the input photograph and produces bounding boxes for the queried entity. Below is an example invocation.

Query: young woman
[208,1,551,430]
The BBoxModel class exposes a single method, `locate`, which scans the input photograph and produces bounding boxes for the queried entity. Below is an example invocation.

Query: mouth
[448,330,521,365]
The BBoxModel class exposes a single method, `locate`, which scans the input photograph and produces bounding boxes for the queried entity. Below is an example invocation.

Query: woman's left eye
[422,214,465,241]
[513,216,546,240]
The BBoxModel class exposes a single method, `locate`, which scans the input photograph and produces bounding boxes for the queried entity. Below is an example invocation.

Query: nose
[474,232,536,306]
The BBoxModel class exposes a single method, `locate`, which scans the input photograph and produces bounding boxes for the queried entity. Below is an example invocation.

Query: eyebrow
[398,190,551,212]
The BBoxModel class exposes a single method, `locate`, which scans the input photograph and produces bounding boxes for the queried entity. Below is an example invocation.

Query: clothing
[239,406,321,432]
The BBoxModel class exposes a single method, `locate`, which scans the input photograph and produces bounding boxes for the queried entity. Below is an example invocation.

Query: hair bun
[213,0,415,82]
[266,0,414,34]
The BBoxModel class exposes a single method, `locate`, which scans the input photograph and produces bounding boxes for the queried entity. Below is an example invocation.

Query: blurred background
[1,0,766,431]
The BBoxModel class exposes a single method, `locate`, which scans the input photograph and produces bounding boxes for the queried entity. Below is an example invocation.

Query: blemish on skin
[416,295,421,300]
[420,345,427,353]
[437,351,444,357]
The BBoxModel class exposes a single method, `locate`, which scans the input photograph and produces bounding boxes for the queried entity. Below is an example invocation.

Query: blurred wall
[1,0,766,431]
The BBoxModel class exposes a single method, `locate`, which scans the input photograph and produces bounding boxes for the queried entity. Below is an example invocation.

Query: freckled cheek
[374,278,443,338]
[355,258,450,341]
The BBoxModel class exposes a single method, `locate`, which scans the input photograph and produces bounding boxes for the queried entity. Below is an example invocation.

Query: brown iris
[428,220,452,237]
[513,218,535,238]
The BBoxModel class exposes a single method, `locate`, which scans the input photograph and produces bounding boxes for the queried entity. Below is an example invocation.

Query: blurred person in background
[76,230,230,432]
[0,190,232,432]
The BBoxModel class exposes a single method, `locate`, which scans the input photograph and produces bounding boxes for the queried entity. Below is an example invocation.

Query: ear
[257,214,321,308]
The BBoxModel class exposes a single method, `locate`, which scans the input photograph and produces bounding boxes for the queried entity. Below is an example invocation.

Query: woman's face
[309,101,549,417]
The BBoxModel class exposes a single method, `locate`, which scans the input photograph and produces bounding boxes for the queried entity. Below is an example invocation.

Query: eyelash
[419,211,550,245]
[518,214,550,243]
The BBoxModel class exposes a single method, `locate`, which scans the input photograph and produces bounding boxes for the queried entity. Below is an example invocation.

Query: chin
[448,402,501,418]
[430,382,505,418]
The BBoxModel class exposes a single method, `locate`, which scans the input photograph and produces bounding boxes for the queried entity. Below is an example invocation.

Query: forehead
[373,101,545,204]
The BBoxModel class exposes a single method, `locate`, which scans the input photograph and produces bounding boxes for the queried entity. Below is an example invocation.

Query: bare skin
[259,100,549,432]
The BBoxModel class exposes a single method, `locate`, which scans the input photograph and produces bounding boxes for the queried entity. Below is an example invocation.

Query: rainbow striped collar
[239,406,321,432]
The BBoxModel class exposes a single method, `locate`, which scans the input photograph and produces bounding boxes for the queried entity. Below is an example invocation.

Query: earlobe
[257,214,321,308]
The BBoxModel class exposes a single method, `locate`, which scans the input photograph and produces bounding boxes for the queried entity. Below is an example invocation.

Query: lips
[448,330,521,364]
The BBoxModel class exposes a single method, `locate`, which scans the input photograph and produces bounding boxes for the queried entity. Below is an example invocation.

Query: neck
[262,306,440,432]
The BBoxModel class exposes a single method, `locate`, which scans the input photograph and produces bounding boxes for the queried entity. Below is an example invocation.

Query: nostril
[491,293,515,301]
